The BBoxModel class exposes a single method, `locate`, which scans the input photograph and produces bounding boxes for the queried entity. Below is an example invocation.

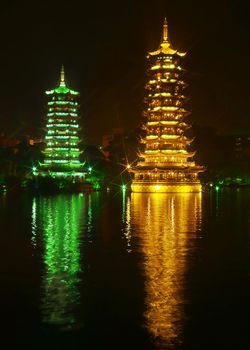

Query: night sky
[0,0,250,144]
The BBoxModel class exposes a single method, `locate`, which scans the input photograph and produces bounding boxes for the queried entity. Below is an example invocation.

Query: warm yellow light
[151,65,161,70]
[148,121,159,125]
[146,135,158,140]
[162,64,175,69]
[154,185,161,190]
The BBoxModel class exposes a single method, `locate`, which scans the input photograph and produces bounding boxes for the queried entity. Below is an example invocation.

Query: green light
[88,167,92,172]
[33,195,87,327]
[215,186,220,191]
[42,70,83,175]
[122,185,126,191]
[46,124,79,128]
[46,86,79,95]
[48,101,77,106]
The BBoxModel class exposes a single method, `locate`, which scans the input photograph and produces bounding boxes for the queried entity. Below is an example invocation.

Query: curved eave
[46,87,79,95]
[131,165,196,171]
[148,47,186,57]
[143,150,196,157]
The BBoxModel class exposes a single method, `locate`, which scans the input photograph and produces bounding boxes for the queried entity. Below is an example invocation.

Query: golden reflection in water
[32,194,89,330]
[130,193,202,347]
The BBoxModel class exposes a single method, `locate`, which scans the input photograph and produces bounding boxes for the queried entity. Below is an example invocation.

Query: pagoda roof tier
[144,135,191,141]
[43,163,84,170]
[131,164,203,171]
[44,148,81,153]
[142,136,193,143]
[144,149,190,153]
[150,63,183,71]
[146,121,189,129]
[146,114,187,121]
[43,160,82,165]
[149,106,178,112]
[143,150,196,157]
[148,78,180,85]
[147,121,178,126]
[46,66,79,96]
[149,22,186,56]
[137,159,195,165]
[147,107,188,113]
[48,101,79,106]
[148,93,185,99]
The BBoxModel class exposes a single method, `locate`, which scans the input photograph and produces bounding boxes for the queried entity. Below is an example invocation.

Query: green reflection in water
[122,190,132,252]
[32,194,90,330]
[130,193,202,348]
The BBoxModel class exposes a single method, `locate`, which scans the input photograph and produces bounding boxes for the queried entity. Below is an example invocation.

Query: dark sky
[0,0,250,144]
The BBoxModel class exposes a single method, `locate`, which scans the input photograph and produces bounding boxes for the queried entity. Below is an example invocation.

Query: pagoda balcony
[144,150,195,156]
[144,134,183,141]
[148,101,183,108]
[150,92,172,98]
[159,134,180,140]
[147,120,179,126]
[136,161,196,168]
[131,179,200,184]
[144,149,187,153]
[147,105,179,112]
[145,135,158,140]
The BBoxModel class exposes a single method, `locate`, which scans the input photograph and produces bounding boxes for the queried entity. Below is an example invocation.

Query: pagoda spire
[60,65,66,87]
[149,18,185,56]
[162,17,168,42]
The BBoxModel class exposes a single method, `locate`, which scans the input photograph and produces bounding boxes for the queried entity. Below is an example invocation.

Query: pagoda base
[131,181,202,193]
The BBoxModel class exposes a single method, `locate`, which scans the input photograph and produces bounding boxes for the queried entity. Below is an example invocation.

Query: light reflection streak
[32,194,87,330]
[130,193,202,347]
[122,191,132,252]
[31,197,37,247]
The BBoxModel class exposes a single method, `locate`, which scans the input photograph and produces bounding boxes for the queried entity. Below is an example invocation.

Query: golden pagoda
[130,19,204,193]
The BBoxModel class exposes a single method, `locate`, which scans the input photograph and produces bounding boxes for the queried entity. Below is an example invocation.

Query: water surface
[0,189,250,349]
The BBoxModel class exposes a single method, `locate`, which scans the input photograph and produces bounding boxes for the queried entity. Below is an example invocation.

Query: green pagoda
[41,66,85,178]
[130,19,204,192]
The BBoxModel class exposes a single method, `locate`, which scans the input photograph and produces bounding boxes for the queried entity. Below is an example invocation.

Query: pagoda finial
[60,65,66,87]
[163,17,168,42]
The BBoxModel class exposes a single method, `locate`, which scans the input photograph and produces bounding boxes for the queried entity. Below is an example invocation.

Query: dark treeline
[1,125,250,193]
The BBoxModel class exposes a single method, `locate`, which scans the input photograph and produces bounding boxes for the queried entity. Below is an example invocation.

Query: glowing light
[35,195,87,328]
[130,192,202,343]
[42,68,84,176]
[130,19,204,193]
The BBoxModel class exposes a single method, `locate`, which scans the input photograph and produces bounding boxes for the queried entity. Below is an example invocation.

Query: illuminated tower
[130,19,204,192]
[42,66,84,178]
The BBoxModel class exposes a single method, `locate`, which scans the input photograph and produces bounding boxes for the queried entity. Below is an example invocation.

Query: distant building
[130,19,204,192]
[234,135,250,161]
[0,134,20,148]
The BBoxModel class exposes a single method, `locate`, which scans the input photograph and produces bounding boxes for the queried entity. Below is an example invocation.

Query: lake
[1,188,250,349]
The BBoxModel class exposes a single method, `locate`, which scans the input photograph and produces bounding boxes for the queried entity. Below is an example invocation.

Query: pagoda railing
[133,179,200,183]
